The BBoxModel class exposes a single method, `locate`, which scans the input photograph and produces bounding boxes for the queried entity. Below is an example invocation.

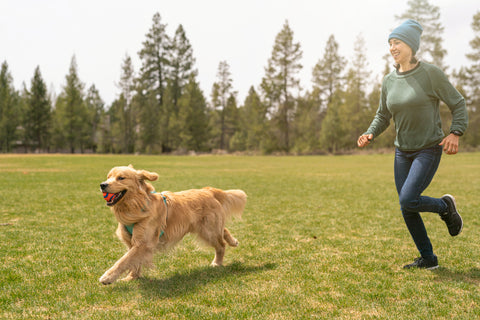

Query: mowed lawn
[1,153,480,319]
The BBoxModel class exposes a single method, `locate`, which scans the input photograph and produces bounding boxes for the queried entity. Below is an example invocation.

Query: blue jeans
[394,145,447,259]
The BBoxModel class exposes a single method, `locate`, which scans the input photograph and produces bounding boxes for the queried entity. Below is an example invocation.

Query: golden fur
[99,165,246,285]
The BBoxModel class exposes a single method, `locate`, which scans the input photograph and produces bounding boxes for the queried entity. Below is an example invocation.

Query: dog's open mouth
[103,190,127,206]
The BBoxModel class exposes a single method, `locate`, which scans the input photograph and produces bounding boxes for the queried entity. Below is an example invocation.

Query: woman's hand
[439,133,460,155]
[357,134,373,148]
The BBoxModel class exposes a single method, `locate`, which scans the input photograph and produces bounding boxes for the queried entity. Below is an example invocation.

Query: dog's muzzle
[100,183,127,206]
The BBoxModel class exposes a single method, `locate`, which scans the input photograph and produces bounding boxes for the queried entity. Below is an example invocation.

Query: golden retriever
[99,165,246,285]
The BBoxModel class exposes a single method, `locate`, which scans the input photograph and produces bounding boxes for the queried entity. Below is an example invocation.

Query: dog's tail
[205,187,246,218]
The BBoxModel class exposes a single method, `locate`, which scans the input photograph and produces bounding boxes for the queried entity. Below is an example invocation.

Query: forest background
[1,0,479,155]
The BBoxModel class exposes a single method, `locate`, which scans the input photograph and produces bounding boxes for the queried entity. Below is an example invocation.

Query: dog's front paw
[99,272,116,285]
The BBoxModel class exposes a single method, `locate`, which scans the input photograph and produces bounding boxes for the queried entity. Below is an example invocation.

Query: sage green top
[365,62,468,151]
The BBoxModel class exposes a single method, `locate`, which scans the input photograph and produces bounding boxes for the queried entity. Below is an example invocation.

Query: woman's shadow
[136,261,277,299]
[433,267,480,285]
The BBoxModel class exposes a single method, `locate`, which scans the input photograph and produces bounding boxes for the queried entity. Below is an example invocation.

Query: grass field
[1,153,480,319]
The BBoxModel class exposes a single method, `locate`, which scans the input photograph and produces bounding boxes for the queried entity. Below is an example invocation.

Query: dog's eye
[117,177,126,181]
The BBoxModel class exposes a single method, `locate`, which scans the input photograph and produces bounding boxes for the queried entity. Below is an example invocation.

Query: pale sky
[1,0,478,107]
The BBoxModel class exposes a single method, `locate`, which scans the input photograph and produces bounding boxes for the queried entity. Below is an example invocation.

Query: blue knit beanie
[388,19,423,54]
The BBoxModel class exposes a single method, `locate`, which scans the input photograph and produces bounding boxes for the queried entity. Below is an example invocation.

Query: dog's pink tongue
[103,192,116,202]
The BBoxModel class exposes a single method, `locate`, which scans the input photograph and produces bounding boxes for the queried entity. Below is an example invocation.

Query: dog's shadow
[136,261,277,299]
[433,267,480,285]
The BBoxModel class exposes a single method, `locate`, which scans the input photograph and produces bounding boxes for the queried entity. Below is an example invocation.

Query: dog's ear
[136,169,159,181]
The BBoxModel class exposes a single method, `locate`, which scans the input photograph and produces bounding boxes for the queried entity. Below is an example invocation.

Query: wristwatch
[450,130,463,136]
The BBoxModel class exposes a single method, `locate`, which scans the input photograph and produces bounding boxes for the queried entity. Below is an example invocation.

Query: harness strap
[124,191,168,238]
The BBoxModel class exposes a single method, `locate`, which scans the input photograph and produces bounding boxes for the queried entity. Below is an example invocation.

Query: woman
[357,19,468,269]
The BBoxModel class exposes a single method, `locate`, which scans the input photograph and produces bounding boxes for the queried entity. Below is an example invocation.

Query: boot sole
[442,194,463,236]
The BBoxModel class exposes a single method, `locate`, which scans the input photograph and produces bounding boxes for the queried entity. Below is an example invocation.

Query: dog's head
[100,165,158,206]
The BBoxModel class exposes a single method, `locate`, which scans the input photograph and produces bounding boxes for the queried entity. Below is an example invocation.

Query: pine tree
[225,93,240,151]
[312,34,346,109]
[464,11,480,147]
[238,86,268,152]
[138,12,170,105]
[85,85,104,153]
[117,54,136,153]
[25,66,51,152]
[0,61,20,152]
[211,61,234,150]
[310,34,346,153]
[104,97,124,153]
[177,75,209,151]
[167,24,197,111]
[260,20,303,152]
[118,54,136,107]
[342,34,371,147]
[319,87,345,153]
[323,33,371,151]
[292,94,321,153]
[396,0,447,68]
[466,11,480,107]
[165,24,197,151]
[137,89,162,153]
[53,56,86,153]
[137,12,170,152]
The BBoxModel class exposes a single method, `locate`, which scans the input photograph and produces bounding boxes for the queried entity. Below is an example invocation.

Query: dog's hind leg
[210,228,239,266]
[198,231,226,267]
[223,227,239,247]
[211,240,226,267]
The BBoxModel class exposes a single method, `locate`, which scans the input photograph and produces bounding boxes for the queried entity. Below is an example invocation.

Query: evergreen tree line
[1,1,479,154]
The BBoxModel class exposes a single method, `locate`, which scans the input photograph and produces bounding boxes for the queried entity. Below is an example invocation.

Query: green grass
[1,153,480,319]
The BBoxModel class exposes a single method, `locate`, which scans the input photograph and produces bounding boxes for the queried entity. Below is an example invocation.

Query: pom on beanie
[388,19,423,54]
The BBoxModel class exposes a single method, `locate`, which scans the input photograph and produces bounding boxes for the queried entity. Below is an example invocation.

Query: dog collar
[124,192,168,238]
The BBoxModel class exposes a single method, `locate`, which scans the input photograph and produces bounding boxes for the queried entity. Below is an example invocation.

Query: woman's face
[389,38,413,65]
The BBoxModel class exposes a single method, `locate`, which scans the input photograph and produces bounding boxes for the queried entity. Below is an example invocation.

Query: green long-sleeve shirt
[365,62,468,151]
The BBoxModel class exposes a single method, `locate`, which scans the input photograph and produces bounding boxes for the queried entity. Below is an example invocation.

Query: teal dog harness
[124,192,168,238]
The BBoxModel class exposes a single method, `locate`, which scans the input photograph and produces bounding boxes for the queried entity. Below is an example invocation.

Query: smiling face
[100,165,159,206]
[389,38,413,66]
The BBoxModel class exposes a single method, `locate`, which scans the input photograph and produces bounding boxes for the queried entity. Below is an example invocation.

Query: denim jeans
[394,145,447,258]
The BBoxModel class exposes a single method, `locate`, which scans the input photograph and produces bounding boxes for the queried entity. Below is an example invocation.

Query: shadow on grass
[136,261,277,298]
[433,267,480,285]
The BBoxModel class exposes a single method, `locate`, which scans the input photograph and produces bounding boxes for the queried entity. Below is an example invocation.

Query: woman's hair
[394,56,418,70]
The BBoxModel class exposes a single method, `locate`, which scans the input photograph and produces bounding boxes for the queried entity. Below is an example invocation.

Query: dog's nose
[100,182,108,191]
